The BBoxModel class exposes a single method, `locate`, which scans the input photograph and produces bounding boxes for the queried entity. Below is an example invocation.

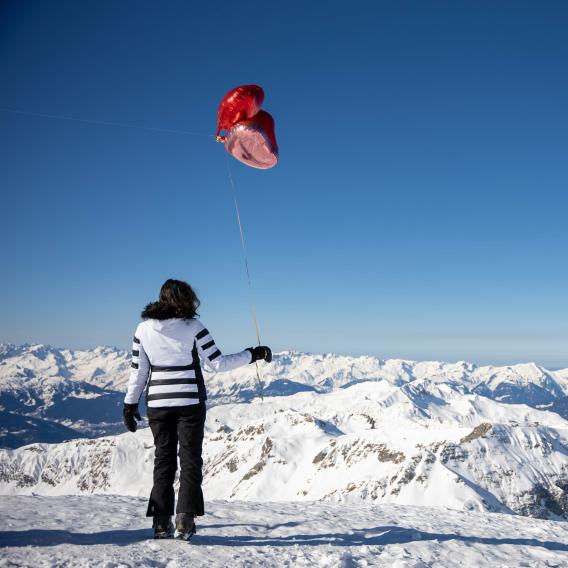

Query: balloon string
[0,107,214,137]
[225,153,265,401]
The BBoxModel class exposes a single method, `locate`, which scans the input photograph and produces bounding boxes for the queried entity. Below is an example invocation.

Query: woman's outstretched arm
[194,322,253,372]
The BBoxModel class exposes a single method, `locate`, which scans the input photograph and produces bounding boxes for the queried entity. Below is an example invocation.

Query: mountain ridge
[1,343,567,449]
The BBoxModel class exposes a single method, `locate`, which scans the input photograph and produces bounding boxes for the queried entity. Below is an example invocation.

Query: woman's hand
[247,346,272,363]
[123,403,142,432]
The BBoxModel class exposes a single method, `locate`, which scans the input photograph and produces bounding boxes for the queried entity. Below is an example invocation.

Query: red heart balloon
[216,85,264,138]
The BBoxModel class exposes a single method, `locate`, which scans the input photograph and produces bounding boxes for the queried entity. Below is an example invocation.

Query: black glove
[123,403,142,432]
[247,346,272,363]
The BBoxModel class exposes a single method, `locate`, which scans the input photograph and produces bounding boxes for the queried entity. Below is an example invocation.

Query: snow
[1,496,567,567]
[1,345,568,564]
[2,378,568,520]
[2,344,567,448]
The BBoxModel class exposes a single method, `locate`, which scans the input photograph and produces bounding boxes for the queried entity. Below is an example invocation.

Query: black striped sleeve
[201,340,215,350]
[132,349,139,357]
[133,336,140,344]
[209,349,222,361]
[196,328,209,340]
[131,362,139,369]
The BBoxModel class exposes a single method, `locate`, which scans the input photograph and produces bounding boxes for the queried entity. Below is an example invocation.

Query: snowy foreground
[1,496,568,568]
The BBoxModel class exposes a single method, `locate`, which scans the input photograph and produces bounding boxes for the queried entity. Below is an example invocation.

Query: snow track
[1,496,567,567]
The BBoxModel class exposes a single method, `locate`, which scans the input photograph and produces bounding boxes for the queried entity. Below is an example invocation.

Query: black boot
[153,516,174,539]
[175,513,196,541]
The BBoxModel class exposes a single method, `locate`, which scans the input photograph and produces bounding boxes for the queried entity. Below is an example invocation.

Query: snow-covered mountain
[1,343,567,449]
[0,344,131,446]
[1,343,567,520]
[2,371,568,521]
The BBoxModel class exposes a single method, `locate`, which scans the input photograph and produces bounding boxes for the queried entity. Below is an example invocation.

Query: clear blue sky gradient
[1,1,567,367]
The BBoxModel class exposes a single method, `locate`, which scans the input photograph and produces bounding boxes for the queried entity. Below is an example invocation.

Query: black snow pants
[146,402,206,517]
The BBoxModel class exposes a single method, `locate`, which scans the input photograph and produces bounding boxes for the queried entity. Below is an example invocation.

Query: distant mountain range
[1,343,567,448]
[0,343,567,521]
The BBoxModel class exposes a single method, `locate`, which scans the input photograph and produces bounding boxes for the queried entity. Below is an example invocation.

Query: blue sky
[1,1,567,367]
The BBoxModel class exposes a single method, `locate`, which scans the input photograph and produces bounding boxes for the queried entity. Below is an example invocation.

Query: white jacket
[124,318,252,407]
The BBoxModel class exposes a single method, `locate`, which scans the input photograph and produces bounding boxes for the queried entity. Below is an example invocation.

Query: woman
[123,279,272,540]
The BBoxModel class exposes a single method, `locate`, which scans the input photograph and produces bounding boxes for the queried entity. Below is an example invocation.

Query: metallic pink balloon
[224,120,278,170]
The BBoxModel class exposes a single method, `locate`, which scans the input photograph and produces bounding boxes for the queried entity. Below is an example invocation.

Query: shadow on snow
[1,525,567,552]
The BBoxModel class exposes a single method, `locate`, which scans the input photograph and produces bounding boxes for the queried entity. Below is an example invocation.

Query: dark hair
[141,279,200,320]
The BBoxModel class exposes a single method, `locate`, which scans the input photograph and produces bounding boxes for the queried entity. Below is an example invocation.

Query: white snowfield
[1,495,567,568]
